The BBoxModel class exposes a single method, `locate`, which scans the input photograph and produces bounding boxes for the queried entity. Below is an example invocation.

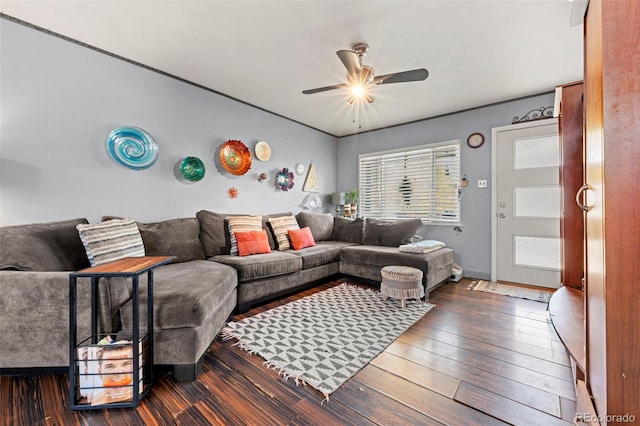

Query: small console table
[68,256,174,410]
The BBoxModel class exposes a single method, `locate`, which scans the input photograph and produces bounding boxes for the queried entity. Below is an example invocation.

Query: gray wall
[0,19,337,226]
[337,92,555,279]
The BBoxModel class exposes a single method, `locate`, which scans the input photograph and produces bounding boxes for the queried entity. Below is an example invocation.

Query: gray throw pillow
[333,217,364,244]
[137,218,204,263]
[103,216,205,263]
[0,218,90,271]
[362,218,423,247]
[296,212,334,241]
[196,210,240,257]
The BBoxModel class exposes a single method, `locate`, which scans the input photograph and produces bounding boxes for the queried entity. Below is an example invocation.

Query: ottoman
[380,265,425,308]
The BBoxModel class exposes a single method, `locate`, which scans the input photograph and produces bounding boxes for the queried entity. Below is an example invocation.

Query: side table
[69,256,174,410]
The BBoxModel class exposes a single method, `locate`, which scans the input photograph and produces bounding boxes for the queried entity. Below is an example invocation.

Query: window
[358,141,460,224]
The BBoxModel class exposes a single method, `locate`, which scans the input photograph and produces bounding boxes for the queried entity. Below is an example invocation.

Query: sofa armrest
[0,271,92,368]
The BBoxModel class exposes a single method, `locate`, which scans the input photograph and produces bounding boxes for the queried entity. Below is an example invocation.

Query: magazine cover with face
[76,338,143,406]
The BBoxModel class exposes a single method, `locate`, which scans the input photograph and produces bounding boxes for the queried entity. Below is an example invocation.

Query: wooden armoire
[552,1,639,424]
[583,0,640,422]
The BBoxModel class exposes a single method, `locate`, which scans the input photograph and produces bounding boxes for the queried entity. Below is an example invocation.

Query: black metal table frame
[68,257,172,410]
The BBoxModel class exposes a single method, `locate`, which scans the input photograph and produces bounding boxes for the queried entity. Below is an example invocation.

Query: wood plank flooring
[1,278,575,425]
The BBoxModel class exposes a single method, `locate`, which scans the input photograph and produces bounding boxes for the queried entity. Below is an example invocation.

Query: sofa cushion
[197,210,292,256]
[137,218,204,263]
[340,245,454,273]
[0,218,90,271]
[295,212,334,241]
[267,215,300,251]
[211,252,302,282]
[362,218,422,247]
[227,216,263,255]
[235,230,272,256]
[333,217,364,244]
[76,218,145,266]
[289,241,343,269]
[288,227,316,250]
[196,210,237,257]
[119,260,237,330]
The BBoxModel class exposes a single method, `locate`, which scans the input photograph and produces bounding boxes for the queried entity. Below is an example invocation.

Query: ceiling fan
[302,43,429,104]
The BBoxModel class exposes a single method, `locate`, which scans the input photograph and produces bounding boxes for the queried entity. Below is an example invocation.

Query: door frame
[490,118,559,282]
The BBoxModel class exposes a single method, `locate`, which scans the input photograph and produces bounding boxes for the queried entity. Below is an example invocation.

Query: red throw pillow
[288,227,316,250]
[234,230,272,256]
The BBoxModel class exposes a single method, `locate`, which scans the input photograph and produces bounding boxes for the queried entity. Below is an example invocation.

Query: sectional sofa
[0,210,454,381]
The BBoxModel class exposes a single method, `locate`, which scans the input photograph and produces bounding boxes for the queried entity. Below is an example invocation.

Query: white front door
[492,120,561,289]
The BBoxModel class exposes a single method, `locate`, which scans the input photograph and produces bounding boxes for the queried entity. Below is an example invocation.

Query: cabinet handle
[575,184,591,212]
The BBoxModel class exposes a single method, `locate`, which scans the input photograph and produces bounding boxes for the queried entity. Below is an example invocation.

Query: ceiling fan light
[351,84,365,97]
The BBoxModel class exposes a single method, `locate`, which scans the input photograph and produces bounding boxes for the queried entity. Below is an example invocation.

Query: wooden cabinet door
[558,82,584,289]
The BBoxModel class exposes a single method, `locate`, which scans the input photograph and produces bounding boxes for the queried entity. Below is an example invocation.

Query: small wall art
[275,168,294,191]
[106,126,158,170]
[179,156,206,182]
[219,140,252,176]
[302,163,319,192]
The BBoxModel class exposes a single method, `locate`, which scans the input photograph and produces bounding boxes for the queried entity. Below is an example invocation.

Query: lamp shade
[331,192,345,205]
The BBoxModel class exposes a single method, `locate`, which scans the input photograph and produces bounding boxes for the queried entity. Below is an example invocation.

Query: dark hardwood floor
[1,278,574,425]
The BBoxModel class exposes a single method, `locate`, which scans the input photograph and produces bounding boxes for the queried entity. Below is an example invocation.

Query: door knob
[498,213,506,218]
[499,202,506,208]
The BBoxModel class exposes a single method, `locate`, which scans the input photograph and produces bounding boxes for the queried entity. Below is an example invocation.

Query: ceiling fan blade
[302,83,349,95]
[373,68,429,85]
[336,50,362,75]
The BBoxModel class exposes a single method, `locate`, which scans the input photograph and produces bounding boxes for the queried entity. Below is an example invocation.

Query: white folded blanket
[399,240,446,254]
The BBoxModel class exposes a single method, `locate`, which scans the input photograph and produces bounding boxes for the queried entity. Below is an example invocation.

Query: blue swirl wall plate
[106,126,159,170]
[180,156,206,182]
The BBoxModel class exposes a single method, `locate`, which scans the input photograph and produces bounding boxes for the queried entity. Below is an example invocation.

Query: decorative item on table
[106,126,158,170]
[303,194,322,210]
[275,168,294,191]
[344,188,358,216]
[302,163,319,192]
[331,192,345,213]
[295,163,306,176]
[179,156,206,182]
[227,187,239,199]
[220,140,252,176]
[258,172,267,183]
[254,141,272,162]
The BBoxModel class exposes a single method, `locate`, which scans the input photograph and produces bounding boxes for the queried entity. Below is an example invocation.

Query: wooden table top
[71,256,175,277]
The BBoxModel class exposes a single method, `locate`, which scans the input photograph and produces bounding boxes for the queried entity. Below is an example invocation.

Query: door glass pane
[514,186,561,218]
[514,236,561,270]
[514,135,560,169]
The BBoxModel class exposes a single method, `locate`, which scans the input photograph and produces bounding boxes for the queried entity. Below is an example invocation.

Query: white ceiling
[1,1,583,137]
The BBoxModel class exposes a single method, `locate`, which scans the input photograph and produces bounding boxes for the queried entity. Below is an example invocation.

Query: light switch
[477,179,488,189]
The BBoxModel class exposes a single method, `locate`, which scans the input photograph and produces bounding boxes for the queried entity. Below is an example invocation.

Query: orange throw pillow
[235,230,272,256]
[288,227,316,250]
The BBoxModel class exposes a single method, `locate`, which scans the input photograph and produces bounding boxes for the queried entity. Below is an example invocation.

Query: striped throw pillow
[267,215,300,251]
[76,218,145,266]
[227,215,263,256]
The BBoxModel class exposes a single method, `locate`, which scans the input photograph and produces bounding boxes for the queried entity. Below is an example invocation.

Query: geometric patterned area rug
[467,280,553,303]
[222,283,434,401]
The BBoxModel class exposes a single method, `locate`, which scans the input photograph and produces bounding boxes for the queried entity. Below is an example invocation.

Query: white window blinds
[358,141,461,224]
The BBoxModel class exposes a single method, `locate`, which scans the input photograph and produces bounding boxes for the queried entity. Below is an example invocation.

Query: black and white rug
[222,283,434,401]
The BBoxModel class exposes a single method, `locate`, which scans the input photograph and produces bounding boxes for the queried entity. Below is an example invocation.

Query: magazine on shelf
[76,337,143,406]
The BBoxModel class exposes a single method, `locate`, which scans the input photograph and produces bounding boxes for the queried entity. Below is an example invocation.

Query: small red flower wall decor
[227,187,239,199]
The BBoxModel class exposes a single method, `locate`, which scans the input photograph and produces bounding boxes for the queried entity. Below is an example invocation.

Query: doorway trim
[490,118,559,282]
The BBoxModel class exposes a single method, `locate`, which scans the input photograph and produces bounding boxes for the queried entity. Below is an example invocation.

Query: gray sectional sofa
[0,210,454,381]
